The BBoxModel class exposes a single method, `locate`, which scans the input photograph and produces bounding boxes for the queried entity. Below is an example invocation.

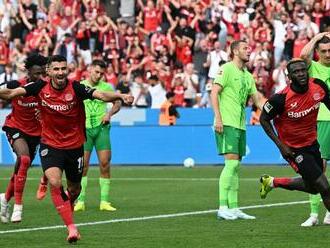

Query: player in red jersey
[0,55,133,243]
[0,54,47,223]
[259,59,330,220]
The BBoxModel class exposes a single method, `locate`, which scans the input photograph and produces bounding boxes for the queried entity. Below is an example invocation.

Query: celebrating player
[0,54,47,223]
[299,32,330,226]
[259,59,330,224]
[0,55,133,243]
[211,40,262,220]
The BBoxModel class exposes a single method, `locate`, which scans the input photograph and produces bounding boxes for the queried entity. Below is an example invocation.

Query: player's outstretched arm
[0,87,26,100]
[300,32,330,65]
[93,90,134,105]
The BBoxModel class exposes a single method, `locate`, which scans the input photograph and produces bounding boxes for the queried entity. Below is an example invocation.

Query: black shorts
[3,126,40,161]
[39,143,84,183]
[289,142,323,183]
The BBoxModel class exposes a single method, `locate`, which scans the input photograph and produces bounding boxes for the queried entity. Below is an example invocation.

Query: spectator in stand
[183,63,199,107]
[0,32,9,74]
[193,38,209,94]
[206,41,228,81]
[271,12,288,67]
[293,30,309,59]
[129,72,150,108]
[148,75,166,109]
[76,21,92,65]
[272,60,288,94]
[104,63,118,88]
[53,33,77,64]
[0,64,18,84]
[172,74,185,107]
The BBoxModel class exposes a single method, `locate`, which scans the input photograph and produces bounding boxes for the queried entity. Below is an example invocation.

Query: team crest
[313,93,321,101]
[65,93,73,101]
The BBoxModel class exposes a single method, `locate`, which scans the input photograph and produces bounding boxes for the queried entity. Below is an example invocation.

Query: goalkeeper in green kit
[299,32,330,226]
[74,60,122,211]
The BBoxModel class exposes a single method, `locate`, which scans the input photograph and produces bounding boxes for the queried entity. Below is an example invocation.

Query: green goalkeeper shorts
[84,124,111,152]
[317,121,330,160]
[214,125,246,157]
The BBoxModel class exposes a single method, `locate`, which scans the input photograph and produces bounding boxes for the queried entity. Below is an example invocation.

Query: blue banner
[0,108,285,165]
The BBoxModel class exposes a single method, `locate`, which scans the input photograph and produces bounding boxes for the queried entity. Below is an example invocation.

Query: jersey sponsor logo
[264,102,273,113]
[287,102,320,118]
[41,99,76,112]
[17,99,38,108]
[313,93,321,101]
[40,148,48,157]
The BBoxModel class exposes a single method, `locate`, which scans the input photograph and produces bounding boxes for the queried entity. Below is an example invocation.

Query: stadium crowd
[0,0,329,108]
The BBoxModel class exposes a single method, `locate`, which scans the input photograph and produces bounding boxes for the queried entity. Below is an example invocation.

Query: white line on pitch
[0,200,309,235]
[0,178,261,181]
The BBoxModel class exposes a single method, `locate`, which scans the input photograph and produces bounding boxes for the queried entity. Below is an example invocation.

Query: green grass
[0,166,328,247]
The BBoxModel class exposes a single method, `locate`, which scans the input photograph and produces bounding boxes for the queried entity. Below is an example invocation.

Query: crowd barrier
[0,108,286,165]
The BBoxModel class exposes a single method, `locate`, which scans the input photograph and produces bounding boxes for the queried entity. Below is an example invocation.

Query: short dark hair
[91,59,106,69]
[148,75,158,81]
[230,40,247,57]
[25,54,48,70]
[316,35,330,49]
[286,58,306,73]
[166,91,175,99]
[47,55,67,65]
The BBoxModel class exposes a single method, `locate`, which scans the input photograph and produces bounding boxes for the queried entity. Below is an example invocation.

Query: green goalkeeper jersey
[213,61,257,130]
[309,61,330,121]
[81,79,114,128]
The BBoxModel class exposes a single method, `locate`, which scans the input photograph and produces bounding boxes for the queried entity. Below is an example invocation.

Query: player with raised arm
[299,32,330,226]
[0,54,47,223]
[211,40,262,220]
[259,59,330,224]
[0,55,133,243]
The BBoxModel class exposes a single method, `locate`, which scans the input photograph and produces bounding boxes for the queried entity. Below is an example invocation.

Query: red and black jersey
[24,79,95,149]
[3,78,41,137]
[263,78,330,148]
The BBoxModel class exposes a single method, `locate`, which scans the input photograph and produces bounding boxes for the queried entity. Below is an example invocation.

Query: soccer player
[211,40,261,220]
[259,59,330,223]
[0,54,47,223]
[74,60,121,212]
[299,32,330,226]
[0,55,133,243]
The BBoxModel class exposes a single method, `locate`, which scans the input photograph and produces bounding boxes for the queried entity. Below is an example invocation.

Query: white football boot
[0,193,10,223]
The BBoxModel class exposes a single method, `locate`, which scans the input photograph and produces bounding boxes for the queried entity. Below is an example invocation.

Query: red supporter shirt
[24,79,95,149]
[263,78,330,148]
[3,78,41,136]
[144,7,160,32]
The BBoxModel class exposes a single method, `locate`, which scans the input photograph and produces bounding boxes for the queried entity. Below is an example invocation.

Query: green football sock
[228,162,240,209]
[219,160,239,207]
[77,176,88,202]
[99,177,111,202]
[310,193,321,215]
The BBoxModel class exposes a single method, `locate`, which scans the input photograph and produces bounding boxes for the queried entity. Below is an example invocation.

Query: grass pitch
[0,166,328,248]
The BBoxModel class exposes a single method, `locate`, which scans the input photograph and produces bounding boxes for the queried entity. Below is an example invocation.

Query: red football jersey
[3,78,41,136]
[264,78,329,148]
[24,79,95,149]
